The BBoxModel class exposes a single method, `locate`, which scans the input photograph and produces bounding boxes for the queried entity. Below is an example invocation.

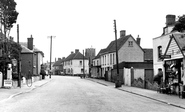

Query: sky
[10,0,185,63]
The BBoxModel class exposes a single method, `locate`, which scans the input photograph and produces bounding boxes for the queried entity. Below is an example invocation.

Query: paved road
[0,76,184,112]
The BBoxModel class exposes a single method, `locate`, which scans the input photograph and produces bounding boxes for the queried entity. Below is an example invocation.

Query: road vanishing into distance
[0,76,184,112]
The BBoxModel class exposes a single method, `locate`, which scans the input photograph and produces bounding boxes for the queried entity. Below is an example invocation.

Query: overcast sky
[10,0,185,63]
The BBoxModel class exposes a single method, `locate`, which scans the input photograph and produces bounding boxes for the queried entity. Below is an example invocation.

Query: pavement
[0,76,52,103]
[86,78,185,109]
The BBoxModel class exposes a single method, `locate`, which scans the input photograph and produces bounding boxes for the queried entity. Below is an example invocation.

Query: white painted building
[153,14,177,76]
[64,49,89,75]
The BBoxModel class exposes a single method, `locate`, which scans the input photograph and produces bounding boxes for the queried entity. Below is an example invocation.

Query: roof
[173,33,185,50]
[93,48,107,59]
[53,58,65,66]
[105,35,131,53]
[21,45,33,53]
[20,42,44,56]
[143,49,153,61]
[65,51,88,61]
[164,33,185,58]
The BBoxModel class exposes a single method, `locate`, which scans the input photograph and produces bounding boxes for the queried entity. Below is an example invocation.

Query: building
[53,57,65,75]
[20,35,44,77]
[153,14,185,94]
[85,48,96,77]
[100,30,144,77]
[63,49,89,75]
[153,14,176,76]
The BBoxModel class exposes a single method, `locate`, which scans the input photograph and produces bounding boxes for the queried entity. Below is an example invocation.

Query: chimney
[166,14,176,26]
[62,57,65,59]
[120,30,126,38]
[75,49,79,53]
[71,51,74,54]
[58,58,62,60]
[27,35,33,50]
[136,35,141,46]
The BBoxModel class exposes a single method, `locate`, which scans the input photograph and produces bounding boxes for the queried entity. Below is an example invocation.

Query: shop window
[158,46,162,60]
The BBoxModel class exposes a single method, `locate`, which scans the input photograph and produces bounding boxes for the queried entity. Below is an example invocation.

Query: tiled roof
[105,35,131,53]
[94,48,106,59]
[53,58,65,66]
[65,51,88,61]
[21,45,33,53]
[143,49,153,61]
[20,42,44,56]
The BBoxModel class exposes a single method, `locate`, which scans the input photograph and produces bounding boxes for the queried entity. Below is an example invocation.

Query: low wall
[12,75,41,88]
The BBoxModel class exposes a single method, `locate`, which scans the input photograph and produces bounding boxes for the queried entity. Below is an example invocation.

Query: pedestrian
[154,68,163,87]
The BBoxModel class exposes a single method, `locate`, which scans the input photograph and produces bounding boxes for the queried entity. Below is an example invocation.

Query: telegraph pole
[48,36,55,78]
[114,20,121,88]
[17,24,21,87]
[83,50,85,78]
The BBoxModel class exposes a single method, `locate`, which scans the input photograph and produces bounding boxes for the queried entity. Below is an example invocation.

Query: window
[158,46,162,59]
[113,54,115,64]
[71,60,72,65]
[79,61,82,66]
[128,41,133,47]
[110,54,112,65]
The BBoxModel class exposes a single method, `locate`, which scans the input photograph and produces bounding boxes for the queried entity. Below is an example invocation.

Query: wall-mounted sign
[160,55,171,59]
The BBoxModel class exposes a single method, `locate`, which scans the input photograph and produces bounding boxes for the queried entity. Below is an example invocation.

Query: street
[0,76,184,112]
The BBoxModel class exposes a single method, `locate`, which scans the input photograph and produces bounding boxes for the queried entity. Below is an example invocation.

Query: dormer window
[128,41,133,47]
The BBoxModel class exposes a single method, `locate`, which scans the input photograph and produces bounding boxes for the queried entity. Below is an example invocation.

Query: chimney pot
[166,14,176,26]
[120,30,126,38]
[71,51,74,54]
[75,49,79,53]
[27,35,33,50]
[136,35,141,46]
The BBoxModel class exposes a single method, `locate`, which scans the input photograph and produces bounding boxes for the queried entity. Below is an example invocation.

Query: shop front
[163,34,185,96]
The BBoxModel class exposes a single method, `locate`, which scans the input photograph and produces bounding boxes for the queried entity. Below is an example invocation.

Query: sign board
[160,55,171,59]
[4,80,12,87]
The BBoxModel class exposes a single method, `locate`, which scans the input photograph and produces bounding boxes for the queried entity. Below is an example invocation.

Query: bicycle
[26,70,32,87]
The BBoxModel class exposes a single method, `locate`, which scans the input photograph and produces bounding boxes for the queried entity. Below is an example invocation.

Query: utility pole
[114,20,121,88]
[48,36,55,78]
[17,24,21,87]
[83,50,85,78]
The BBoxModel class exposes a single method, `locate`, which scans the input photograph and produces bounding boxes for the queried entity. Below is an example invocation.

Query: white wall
[118,37,144,62]
[153,33,171,76]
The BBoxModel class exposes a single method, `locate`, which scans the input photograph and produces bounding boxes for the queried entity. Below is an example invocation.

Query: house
[92,30,153,88]
[63,49,89,75]
[91,48,106,78]
[153,15,176,76]
[20,35,44,77]
[53,57,65,75]
[100,30,144,77]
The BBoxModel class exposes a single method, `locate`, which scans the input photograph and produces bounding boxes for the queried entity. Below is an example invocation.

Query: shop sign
[160,55,171,59]
[4,80,12,87]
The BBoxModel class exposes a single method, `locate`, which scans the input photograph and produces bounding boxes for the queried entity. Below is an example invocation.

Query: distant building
[53,57,65,75]
[63,49,89,75]
[85,48,95,77]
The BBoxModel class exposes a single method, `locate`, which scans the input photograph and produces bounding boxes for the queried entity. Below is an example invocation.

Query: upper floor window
[110,54,112,65]
[158,46,162,60]
[128,41,133,47]
[79,61,82,66]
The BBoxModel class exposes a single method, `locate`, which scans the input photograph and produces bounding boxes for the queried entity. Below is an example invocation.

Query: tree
[172,15,185,32]
[0,0,19,37]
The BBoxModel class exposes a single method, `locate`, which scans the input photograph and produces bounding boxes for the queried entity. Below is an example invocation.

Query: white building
[64,49,89,75]
[153,14,177,76]
[93,30,144,78]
